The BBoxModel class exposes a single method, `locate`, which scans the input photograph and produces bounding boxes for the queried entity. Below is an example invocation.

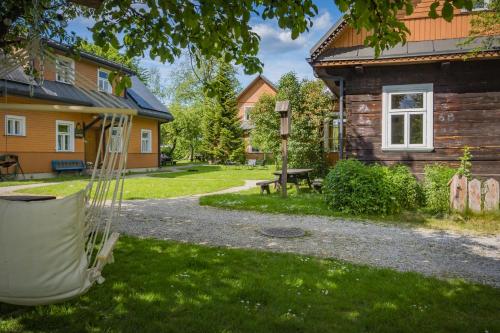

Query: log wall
[323,59,500,178]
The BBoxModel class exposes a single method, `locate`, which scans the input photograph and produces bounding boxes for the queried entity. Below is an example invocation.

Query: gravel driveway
[115,196,500,287]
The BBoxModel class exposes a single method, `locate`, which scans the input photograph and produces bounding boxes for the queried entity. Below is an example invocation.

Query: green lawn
[200,188,500,234]
[0,175,88,188]
[1,236,498,333]
[18,166,275,200]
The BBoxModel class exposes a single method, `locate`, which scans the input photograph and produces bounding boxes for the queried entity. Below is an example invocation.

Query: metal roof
[46,40,136,75]
[313,36,500,63]
[0,79,173,122]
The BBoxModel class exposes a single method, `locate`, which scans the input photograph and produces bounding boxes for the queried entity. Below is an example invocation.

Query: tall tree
[251,72,332,175]
[201,60,244,163]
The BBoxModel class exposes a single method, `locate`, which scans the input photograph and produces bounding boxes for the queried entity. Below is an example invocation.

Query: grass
[1,236,498,333]
[18,165,275,200]
[0,175,88,187]
[200,188,500,235]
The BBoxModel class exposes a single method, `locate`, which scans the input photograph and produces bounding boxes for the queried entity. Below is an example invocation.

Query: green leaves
[442,1,455,22]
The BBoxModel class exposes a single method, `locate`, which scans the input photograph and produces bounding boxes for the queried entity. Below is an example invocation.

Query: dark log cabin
[309,0,500,179]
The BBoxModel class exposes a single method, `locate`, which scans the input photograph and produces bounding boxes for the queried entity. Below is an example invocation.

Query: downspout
[338,78,344,160]
[157,121,161,168]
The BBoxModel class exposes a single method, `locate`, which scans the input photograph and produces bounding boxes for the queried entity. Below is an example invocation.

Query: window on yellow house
[5,115,26,136]
[141,129,152,153]
[56,120,74,152]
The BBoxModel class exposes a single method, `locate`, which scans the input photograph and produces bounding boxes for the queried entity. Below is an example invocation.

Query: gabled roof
[314,36,500,65]
[237,74,277,100]
[0,67,172,122]
[309,17,347,61]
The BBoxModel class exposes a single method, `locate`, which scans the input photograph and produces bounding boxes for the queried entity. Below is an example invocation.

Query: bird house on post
[275,100,291,197]
[275,100,291,137]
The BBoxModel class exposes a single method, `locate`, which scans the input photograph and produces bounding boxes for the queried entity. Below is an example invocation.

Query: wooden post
[484,178,500,212]
[468,179,481,213]
[275,100,291,198]
[449,174,468,213]
[281,137,288,197]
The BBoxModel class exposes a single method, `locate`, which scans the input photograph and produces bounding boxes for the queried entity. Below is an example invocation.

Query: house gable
[311,0,480,62]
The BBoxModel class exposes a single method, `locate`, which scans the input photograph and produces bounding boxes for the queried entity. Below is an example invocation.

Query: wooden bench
[51,160,85,175]
[257,179,279,195]
[312,178,324,193]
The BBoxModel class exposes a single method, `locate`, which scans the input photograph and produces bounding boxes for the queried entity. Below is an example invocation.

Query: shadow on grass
[1,237,498,333]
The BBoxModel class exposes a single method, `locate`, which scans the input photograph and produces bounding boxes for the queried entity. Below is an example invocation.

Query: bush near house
[422,164,457,214]
[323,160,420,215]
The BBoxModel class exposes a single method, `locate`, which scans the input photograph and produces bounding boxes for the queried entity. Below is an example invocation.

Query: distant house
[237,74,277,160]
[309,0,500,178]
[0,41,173,178]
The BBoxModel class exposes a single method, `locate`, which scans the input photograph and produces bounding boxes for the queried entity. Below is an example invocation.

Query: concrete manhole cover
[259,227,306,238]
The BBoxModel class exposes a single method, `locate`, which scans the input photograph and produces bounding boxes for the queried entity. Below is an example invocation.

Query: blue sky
[67,0,341,89]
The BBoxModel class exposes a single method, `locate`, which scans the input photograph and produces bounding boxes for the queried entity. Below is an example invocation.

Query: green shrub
[323,160,421,215]
[386,164,422,211]
[422,164,456,214]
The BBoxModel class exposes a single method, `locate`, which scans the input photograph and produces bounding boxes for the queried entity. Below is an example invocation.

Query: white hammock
[0,110,134,306]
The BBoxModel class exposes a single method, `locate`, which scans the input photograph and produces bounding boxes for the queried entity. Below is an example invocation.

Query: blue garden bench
[51,160,85,175]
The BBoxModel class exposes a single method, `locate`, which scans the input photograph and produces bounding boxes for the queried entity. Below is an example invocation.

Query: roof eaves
[46,40,136,75]
[309,17,347,60]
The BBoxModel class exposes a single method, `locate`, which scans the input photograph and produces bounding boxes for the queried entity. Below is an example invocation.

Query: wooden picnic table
[0,195,57,202]
[273,168,313,192]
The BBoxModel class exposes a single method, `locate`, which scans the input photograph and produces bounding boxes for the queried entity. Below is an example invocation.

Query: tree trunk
[168,138,177,156]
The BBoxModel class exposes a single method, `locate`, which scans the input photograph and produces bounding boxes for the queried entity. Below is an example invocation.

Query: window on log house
[382,84,434,152]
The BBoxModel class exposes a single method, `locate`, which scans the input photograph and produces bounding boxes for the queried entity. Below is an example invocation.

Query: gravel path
[0,182,58,195]
[115,196,500,287]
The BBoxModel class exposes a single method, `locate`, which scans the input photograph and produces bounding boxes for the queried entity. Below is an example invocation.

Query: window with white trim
[382,84,434,151]
[109,127,123,153]
[324,118,340,152]
[468,0,491,10]
[244,106,253,121]
[5,115,26,136]
[55,55,75,84]
[56,120,74,152]
[141,129,152,153]
[98,68,112,93]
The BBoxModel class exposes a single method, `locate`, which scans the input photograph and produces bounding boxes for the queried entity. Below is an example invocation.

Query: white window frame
[324,118,341,153]
[55,120,75,152]
[382,83,434,152]
[109,127,123,153]
[244,106,253,121]
[141,129,152,153]
[97,68,113,94]
[462,0,491,11]
[5,115,26,136]
[55,55,75,85]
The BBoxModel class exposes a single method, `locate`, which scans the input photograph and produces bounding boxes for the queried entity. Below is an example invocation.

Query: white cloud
[313,11,333,31]
[250,11,333,55]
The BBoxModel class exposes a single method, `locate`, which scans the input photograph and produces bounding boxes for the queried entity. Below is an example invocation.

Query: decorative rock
[468,179,482,213]
[259,227,306,238]
[484,178,500,212]
[449,174,468,213]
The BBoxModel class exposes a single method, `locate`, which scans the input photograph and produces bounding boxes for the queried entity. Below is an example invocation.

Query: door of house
[84,128,99,165]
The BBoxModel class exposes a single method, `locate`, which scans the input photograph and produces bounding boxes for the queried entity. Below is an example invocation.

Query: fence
[449,174,500,213]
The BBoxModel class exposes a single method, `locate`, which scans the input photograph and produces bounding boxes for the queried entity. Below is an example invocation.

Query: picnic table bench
[256,179,280,194]
[312,178,324,193]
[51,160,85,175]
[273,168,313,193]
